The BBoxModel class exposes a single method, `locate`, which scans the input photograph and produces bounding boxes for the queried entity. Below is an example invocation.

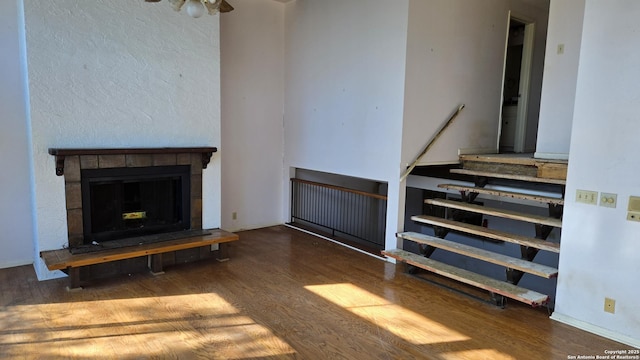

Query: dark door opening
[500,18,526,153]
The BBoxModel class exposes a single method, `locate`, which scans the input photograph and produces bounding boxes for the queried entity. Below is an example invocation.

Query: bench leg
[216,243,230,262]
[149,254,165,275]
[66,267,82,291]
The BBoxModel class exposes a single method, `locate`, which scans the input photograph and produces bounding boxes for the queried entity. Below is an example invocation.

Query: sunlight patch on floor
[0,293,295,359]
[305,283,518,359]
[305,283,469,345]
[442,349,516,360]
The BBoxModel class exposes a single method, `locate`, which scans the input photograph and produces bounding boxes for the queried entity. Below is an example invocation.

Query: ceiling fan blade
[219,0,234,13]
[204,0,222,15]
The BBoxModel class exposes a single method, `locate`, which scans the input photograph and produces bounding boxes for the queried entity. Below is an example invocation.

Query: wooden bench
[40,229,239,290]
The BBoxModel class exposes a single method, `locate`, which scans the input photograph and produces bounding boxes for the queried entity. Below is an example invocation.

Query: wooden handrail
[291,178,388,200]
[400,104,465,181]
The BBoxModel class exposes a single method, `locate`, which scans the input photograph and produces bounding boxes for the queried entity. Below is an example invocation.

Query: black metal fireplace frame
[80,165,191,244]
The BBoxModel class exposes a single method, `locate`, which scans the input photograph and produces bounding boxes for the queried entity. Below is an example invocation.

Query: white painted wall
[284,0,409,250]
[403,0,548,166]
[220,0,285,232]
[24,0,222,280]
[535,0,585,159]
[552,0,640,347]
[0,0,35,269]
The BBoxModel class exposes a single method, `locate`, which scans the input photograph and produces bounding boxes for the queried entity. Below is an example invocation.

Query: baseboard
[458,147,497,156]
[224,221,284,233]
[550,312,640,348]
[414,160,459,166]
[534,152,569,161]
[0,258,33,269]
[283,223,390,262]
[33,258,67,281]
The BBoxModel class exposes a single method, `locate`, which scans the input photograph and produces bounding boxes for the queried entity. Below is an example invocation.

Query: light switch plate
[600,193,617,208]
[576,190,598,205]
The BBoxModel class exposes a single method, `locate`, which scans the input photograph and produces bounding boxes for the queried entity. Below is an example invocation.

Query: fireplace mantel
[48,147,217,176]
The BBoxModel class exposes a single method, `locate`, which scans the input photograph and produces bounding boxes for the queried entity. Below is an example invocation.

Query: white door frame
[498,12,535,153]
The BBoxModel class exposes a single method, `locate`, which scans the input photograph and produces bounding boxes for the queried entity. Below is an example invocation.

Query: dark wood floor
[0,226,626,359]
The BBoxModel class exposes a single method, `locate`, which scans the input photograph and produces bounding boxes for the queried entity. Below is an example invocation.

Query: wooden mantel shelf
[48,147,217,176]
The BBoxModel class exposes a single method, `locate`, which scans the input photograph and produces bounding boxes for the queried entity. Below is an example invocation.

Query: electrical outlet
[232,212,237,220]
[576,190,598,205]
[604,297,616,314]
[627,212,640,222]
[627,196,640,222]
[600,193,617,208]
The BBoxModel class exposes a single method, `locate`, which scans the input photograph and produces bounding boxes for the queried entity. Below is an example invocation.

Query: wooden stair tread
[459,154,568,180]
[437,184,564,205]
[40,229,239,271]
[397,232,558,278]
[411,215,560,253]
[424,198,562,228]
[382,249,549,306]
[459,154,567,166]
[450,168,566,185]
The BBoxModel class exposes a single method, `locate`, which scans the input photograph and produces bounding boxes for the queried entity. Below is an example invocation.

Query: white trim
[550,312,640,349]
[414,160,459,166]
[497,11,511,151]
[225,221,285,233]
[33,258,67,281]
[284,223,393,262]
[0,259,33,270]
[458,147,497,156]
[534,152,570,161]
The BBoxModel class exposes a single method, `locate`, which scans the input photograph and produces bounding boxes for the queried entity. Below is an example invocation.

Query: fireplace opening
[81,165,191,245]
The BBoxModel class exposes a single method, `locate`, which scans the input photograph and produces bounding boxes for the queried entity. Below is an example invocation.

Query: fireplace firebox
[81,165,191,244]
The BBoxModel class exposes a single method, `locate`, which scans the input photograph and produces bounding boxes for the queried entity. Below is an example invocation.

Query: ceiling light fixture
[185,0,205,18]
[144,0,234,18]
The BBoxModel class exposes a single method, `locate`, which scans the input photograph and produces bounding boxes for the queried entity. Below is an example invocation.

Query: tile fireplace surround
[49,147,217,249]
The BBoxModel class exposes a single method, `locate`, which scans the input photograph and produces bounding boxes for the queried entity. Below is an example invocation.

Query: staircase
[384,154,567,308]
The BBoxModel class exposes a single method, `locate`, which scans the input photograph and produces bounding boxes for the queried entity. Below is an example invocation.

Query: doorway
[499,16,535,153]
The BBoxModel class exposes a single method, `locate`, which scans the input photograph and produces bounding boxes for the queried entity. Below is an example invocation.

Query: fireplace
[81,165,191,244]
[49,147,216,253]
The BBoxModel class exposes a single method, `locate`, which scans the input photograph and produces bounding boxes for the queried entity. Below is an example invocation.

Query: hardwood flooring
[0,226,628,359]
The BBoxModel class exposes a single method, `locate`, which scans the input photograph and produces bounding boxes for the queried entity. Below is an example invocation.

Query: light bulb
[185,0,205,18]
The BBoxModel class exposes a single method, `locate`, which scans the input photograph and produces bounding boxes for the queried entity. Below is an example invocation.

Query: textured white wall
[0,0,36,269]
[220,0,285,232]
[403,0,548,165]
[535,0,585,159]
[283,0,409,250]
[24,0,222,279]
[553,0,640,347]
